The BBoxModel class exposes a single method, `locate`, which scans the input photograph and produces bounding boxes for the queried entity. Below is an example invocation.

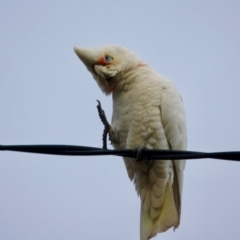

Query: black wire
[1,144,240,161]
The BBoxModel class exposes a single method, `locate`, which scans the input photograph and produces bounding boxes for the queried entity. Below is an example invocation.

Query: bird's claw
[134,146,152,165]
[96,100,118,149]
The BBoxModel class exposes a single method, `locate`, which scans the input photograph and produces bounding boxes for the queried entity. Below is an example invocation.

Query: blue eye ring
[105,55,113,62]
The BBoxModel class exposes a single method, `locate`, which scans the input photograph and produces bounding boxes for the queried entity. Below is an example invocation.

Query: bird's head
[74,45,142,95]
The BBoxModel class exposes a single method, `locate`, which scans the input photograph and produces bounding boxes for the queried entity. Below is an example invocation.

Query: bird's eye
[104,55,113,63]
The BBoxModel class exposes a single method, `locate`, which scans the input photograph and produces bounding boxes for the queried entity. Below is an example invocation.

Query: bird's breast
[111,75,169,152]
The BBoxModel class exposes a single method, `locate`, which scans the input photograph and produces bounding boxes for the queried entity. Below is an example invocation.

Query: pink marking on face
[98,57,107,66]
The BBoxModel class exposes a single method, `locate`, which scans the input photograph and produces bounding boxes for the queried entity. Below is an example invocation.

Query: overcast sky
[1,1,240,240]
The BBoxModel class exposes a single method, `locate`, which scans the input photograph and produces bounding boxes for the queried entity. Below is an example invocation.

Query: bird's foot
[134,146,151,165]
[96,100,118,149]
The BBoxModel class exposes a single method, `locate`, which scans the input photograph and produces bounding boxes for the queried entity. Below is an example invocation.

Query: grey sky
[1,1,240,239]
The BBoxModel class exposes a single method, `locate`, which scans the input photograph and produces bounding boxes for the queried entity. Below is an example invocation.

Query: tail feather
[140,179,178,240]
[140,204,153,240]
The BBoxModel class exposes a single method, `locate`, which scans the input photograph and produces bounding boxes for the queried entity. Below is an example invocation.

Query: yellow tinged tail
[140,179,178,240]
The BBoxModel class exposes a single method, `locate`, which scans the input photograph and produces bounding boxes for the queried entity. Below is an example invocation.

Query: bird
[74,45,187,240]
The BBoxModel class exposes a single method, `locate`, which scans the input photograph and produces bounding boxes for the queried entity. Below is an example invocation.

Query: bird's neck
[112,64,150,95]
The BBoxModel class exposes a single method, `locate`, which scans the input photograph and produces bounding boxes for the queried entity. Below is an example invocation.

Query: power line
[0,144,240,161]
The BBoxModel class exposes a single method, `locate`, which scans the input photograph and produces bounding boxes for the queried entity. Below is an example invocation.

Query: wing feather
[160,82,187,227]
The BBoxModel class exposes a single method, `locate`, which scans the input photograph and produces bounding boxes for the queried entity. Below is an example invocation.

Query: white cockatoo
[74,45,187,240]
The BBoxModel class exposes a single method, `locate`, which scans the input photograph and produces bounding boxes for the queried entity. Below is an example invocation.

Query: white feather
[74,45,187,240]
